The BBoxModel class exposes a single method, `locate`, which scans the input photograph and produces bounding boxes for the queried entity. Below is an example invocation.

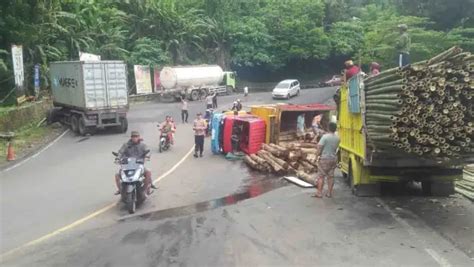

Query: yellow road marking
[0,146,195,261]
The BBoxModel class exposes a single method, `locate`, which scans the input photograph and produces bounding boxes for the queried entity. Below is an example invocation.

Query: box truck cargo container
[48,61,129,135]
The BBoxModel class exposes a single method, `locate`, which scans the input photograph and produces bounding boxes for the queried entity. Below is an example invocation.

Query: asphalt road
[1,87,473,266]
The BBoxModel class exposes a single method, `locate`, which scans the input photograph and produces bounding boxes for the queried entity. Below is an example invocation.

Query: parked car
[324,75,342,87]
[272,79,301,99]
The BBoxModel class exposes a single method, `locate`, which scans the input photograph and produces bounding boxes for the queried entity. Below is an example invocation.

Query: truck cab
[223,71,236,91]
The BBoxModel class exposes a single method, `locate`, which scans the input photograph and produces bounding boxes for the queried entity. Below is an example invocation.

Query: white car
[272,79,301,99]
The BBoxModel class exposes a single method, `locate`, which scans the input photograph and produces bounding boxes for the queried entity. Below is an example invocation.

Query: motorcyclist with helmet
[114,131,156,195]
[159,115,176,145]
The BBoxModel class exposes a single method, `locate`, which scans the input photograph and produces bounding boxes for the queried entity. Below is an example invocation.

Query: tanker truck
[159,65,236,101]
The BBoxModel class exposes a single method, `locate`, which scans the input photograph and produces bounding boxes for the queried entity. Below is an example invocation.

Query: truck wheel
[190,90,199,101]
[70,116,79,133]
[118,117,128,133]
[423,181,454,196]
[348,163,355,193]
[226,86,233,95]
[47,109,58,124]
[78,117,88,136]
[421,181,432,196]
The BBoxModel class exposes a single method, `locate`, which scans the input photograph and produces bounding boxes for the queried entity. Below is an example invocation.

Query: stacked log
[364,46,474,162]
[456,164,474,200]
[244,142,320,183]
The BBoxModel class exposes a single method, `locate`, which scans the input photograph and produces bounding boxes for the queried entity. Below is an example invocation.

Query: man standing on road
[181,97,189,123]
[313,122,340,198]
[244,86,249,97]
[212,92,218,109]
[206,92,215,109]
[396,24,411,67]
[312,114,325,141]
[193,112,207,158]
[115,131,157,195]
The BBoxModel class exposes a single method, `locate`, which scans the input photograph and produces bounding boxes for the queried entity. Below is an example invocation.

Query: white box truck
[48,61,129,135]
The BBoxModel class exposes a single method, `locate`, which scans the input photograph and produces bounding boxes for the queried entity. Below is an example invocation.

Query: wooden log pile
[456,164,474,200]
[244,142,320,184]
[364,46,474,162]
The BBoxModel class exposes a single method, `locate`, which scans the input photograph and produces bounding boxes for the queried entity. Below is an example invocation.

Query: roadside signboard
[134,65,152,94]
[11,45,26,104]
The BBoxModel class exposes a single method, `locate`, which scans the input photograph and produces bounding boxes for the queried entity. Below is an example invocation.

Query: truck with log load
[338,47,473,196]
[159,65,236,101]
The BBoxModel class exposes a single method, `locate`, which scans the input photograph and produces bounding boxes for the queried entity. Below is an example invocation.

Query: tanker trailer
[160,65,236,101]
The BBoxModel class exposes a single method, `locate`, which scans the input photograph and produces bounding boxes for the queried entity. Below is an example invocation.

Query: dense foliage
[1,0,473,102]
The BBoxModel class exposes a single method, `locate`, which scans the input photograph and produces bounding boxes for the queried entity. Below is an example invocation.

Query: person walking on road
[313,122,340,198]
[181,97,189,123]
[244,86,249,97]
[193,112,207,158]
[212,92,218,109]
[206,92,215,109]
[396,24,411,67]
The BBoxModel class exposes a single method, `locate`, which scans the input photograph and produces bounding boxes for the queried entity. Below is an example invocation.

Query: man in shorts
[313,122,340,198]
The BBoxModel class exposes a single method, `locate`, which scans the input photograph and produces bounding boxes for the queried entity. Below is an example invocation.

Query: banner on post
[34,64,40,98]
[11,45,26,104]
[134,65,152,94]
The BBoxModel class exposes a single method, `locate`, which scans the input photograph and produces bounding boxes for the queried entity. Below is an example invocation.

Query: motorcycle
[158,130,171,153]
[112,150,150,214]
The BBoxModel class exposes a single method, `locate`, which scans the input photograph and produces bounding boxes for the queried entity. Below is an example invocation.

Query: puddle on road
[119,174,287,223]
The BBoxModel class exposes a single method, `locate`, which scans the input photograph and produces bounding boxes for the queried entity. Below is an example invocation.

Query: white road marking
[0,145,194,261]
[1,129,70,173]
[376,198,452,267]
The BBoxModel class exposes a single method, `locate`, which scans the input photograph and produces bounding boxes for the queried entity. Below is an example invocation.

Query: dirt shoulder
[0,123,67,169]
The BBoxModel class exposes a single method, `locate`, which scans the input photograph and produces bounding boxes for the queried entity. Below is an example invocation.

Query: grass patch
[0,122,60,165]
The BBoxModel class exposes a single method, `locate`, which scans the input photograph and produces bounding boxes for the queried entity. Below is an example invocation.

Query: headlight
[126,170,136,176]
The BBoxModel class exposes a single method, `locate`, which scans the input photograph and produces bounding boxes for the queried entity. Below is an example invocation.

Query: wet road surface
[2,87,474,266]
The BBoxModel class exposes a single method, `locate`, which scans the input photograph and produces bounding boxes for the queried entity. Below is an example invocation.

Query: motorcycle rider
[159,115,176,145]
[114,131,156,195]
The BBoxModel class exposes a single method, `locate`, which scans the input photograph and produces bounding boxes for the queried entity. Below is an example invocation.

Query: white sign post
[11,45,26,104]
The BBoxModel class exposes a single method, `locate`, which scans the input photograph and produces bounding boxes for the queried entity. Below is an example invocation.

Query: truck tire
[422,181,454,196]
[78,117,88,136]
[70,116,79,133]
[47,109,58,124]
[226,86,233,95]
[117,117,128,133]
[190,90,199,101]
[348,163,356,193]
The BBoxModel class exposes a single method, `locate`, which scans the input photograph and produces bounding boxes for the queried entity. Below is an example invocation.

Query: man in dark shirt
[115,131,155,195]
